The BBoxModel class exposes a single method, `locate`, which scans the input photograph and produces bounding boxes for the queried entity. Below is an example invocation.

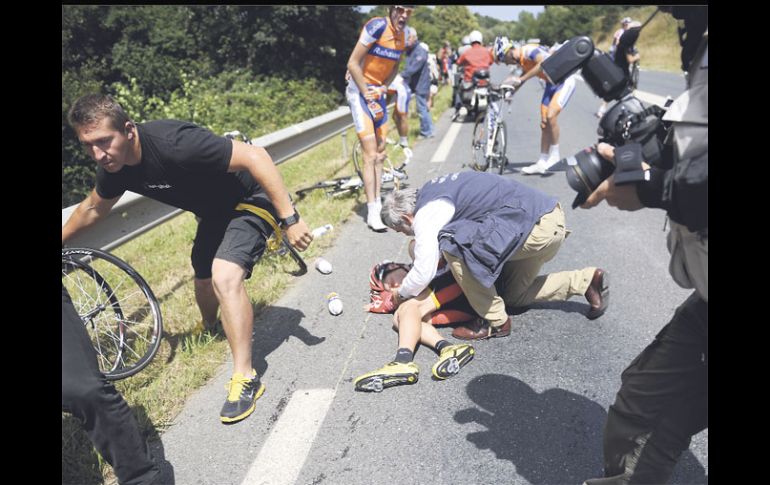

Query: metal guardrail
[62,105,359,250]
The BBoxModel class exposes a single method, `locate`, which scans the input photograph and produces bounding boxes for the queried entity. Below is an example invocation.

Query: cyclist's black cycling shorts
[191,209,274,280]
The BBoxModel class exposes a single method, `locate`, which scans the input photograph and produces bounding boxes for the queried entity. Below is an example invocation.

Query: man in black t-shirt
[63,94,313,424]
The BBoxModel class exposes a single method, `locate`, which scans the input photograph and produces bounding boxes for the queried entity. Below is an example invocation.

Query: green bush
[112,70,341,141]
[62,71,341,208]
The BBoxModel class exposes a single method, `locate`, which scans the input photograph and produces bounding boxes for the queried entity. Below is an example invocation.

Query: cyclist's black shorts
[191,204,275,280]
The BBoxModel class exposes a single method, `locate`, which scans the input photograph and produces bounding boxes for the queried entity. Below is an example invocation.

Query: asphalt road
[150,66,706,485]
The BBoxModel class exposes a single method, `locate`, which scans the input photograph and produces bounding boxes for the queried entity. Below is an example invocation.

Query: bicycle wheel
[62,247,163,380]
[494,121,507,175]
[471,113,489,172]
[352,139,364,180]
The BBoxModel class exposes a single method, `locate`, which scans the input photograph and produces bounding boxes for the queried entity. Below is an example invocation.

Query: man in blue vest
[399,26,434,138]
[380,171,609,341]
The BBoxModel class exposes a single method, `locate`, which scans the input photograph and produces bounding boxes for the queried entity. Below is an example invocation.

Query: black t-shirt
[96,120,270,218]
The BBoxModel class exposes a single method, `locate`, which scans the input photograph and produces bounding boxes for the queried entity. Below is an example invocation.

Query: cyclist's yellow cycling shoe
[432,344,475,380]
[220,370,265,423]
[354,361,419,392]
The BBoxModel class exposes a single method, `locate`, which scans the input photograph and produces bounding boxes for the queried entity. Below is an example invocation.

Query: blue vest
[415,171,558,288]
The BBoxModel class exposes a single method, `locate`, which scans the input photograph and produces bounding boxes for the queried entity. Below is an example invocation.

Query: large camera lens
[564,146,616,208]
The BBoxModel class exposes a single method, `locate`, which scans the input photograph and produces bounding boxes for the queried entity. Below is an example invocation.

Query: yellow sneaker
[220,370,265,423]
[354,361,419,392]
[432,344,475,380]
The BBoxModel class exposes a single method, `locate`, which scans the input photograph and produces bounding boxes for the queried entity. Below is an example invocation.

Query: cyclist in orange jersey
[346,5,413,232]
[496,39,577,175]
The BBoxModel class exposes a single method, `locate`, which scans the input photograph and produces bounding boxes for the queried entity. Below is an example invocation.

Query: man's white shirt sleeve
[398,198,455,299]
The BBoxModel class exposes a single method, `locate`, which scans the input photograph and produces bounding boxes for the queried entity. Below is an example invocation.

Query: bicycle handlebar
[489,84,517,93]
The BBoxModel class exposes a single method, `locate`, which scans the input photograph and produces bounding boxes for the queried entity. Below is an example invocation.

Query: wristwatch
[278,210,301,228]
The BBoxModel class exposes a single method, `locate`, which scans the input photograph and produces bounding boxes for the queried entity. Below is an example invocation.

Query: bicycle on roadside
[352,133,412,191]
[223,131,308,276]
[294,174,364,200]
[62,247,163,380]
[471,83,516,174]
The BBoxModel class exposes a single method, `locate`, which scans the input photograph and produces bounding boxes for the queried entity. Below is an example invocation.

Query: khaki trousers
[444,204,596,327]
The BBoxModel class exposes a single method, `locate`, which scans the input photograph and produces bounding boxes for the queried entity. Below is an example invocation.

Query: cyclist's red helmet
[368,261,411,313]
[369,261,411,292]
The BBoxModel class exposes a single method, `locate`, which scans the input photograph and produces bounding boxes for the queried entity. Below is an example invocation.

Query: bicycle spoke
[63,248,162,380]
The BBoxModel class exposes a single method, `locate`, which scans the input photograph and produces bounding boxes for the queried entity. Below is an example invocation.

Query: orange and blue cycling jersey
[359,16,406,86]
[346,16,405,137]
[518,44,550,81]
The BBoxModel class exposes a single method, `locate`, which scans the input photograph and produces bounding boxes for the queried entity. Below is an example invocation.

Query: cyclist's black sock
[394,348,414,363]
[435,340,450,354]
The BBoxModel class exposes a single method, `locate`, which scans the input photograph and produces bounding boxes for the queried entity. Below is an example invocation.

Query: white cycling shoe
[520,160,549,175]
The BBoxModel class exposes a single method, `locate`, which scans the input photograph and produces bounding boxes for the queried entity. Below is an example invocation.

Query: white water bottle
[312,224,333,237]
[315,257,333,274]
[326,292,343,315]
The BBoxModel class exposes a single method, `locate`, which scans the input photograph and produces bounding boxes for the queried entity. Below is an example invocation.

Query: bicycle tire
[471,113,489,172]
[62,247,163,380]
[495,121,507,175]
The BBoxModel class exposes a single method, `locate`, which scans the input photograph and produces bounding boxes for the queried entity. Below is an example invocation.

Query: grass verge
[593,5,684,73]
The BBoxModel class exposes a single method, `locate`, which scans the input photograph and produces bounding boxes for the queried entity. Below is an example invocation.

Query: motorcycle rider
[454,30,494,119]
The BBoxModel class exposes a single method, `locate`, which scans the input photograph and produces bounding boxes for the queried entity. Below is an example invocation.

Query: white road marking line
[241,388,335,485]
[431,122,463,163]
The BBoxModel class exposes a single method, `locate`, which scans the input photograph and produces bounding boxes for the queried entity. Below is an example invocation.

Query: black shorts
[191,209,274,280]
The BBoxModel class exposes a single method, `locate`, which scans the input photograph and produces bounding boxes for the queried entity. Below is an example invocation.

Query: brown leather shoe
[452,316,511,340]
[585,268,610,320]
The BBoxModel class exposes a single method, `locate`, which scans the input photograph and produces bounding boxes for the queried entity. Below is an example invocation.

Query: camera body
[542,36,671,207]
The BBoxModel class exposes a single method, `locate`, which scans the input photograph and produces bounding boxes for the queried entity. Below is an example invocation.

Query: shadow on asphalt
[526,300,592,316]
[454,374,708,485]
[250,305,324,376]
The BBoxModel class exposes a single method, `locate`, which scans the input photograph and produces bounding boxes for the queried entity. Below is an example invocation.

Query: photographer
[63,284,161,484]
[596,20,641,118]
[580,9,707,485]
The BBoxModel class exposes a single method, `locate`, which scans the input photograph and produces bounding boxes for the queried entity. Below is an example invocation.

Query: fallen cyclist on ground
[380,172,610,344]
[354,247,478,393]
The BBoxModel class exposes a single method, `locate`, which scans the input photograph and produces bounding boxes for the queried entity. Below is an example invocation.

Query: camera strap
[639,8,662,31]
[613,143,649,185]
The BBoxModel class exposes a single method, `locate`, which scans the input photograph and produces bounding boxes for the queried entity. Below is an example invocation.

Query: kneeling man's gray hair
[381,188,417,229]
